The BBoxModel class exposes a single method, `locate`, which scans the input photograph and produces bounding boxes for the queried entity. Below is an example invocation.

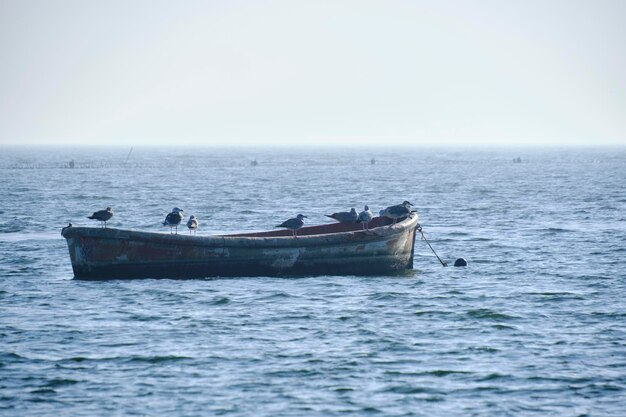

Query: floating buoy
[453,258,468,267]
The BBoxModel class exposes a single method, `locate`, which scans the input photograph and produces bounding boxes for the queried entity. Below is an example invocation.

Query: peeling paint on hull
[62,215,419,280]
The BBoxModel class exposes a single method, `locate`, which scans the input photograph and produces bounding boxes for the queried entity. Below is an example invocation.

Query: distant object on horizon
[513,157,522,163]
[370,158,376,165]
[251,159,259,166]
[163,207,184,234]
[276,214,307,237]
[187,215,198,234]
[69,160,75,169]
[326,208,359,223]
[87,207,113,228]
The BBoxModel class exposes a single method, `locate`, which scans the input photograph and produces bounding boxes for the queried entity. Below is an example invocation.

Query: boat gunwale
[62,214,419,249]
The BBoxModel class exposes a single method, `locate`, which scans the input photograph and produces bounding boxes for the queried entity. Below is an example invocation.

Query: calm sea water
[1,146,625,416]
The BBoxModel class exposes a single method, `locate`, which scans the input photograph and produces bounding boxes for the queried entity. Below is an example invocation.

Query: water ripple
[1,147,625,416]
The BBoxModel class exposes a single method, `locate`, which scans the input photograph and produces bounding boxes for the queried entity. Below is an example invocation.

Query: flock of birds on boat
[86,201,414,237]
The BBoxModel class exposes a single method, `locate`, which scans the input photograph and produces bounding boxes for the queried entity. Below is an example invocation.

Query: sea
[1,146,625,416]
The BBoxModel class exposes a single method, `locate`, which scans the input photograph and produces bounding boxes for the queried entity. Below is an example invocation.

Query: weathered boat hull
[61,215,418,279]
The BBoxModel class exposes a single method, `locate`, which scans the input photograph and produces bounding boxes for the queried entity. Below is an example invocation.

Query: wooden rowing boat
[61,214,419,279]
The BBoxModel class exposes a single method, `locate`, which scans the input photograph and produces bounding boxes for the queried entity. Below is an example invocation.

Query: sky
[1,0,625,147]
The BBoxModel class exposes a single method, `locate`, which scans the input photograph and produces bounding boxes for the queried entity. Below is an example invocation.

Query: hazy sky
[1,0,625,146]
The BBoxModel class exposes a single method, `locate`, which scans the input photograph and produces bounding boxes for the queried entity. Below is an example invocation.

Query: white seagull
[186,215,199,235]
[357,205,374,230]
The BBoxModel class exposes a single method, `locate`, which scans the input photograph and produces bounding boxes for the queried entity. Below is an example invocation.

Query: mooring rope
[416,223,447,267]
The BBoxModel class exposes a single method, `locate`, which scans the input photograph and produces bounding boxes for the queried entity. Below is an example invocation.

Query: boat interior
[229,216,396,238]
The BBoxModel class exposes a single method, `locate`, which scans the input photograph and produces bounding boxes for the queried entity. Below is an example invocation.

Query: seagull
[87,207,113,228]
[186,215,198,235]
[357,205,374,230]
[381,201,413,224]
[163,207,184,234]
[325,207,358,223]
[276,214,307,237]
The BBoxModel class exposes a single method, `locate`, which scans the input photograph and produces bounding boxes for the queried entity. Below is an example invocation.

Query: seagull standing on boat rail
[325,207,358,223]
[163,207,184,234]
[358,205,374,230]
[186,215,198,234]
[276,214,307,237]
[87,207,113,228]
[381,201,413,224]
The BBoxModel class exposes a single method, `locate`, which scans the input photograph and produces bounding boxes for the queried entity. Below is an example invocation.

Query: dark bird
[381,201,413,224]
[87,207,113,228]
[276,214,307,237]
[186,215,198,234]
[61,222,73,236]
[357,205,374,230]
[325,207,358,223]
[163,207,184,234]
